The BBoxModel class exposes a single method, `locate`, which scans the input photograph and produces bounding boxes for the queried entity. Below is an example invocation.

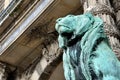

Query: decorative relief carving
[104,22,120,38]
[112,0,120,12]
[42,41,62,62]
[26,19,58,45]
[29,20,52,39]
[29,21,59,62]
[0,62,8,80]
[86,3,115,17]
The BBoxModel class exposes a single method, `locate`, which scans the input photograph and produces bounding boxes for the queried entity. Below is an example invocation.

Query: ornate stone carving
[112,0,120,12]
[0,62,8,80]
[56,13,120,80]
[29,20,52,39]
[104,22,120,38]
[86,3,115,17]
[42,41,61,62]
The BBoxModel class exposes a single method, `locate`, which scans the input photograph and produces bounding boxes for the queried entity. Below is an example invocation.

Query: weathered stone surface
[0,62,9,80]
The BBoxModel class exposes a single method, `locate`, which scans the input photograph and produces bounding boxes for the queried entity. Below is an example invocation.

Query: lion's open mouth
[60,27,86,47]
[67,34,83,46]
[61,32,73,39]
[66,32,85,47]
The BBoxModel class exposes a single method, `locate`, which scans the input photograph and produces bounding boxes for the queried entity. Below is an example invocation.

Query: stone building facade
[0,0,120,80]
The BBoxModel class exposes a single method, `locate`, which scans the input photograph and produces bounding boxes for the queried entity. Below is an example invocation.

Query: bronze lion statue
[55,13,120,80]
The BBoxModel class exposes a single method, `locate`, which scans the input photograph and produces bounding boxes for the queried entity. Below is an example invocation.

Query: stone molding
[42,41,62,62]
[0,0,55,55]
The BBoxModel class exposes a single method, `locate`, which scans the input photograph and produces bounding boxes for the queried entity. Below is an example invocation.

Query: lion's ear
[84,12,94,24]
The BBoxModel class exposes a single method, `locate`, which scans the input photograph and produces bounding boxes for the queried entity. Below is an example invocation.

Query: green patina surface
[55,13,120,80]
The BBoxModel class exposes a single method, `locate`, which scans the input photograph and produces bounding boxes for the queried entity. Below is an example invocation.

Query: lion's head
[55,13,103,49]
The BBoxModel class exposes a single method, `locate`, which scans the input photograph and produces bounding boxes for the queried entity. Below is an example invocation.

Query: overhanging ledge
[0,0,54,55]
[0,0,82,69]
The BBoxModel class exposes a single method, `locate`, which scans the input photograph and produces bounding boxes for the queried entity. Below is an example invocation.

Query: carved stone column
[83,0,120,58]
[112,0,120,30]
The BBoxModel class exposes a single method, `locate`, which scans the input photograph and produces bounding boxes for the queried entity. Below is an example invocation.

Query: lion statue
[55,13,120,80]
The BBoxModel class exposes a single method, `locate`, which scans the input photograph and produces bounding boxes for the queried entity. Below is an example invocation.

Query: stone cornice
[0,0,39,43]
[0,0,22,25]
[0,0,55,55]
[0,0,39,40]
